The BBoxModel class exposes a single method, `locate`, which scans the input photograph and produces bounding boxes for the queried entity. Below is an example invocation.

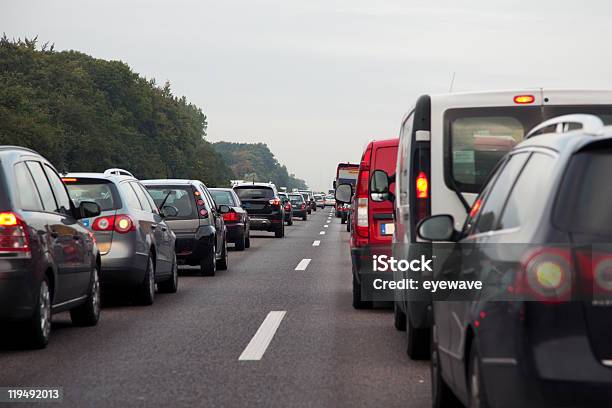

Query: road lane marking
[295,258,312,270]
[324,225,328,228]
[320,231,326,235]
[239,311,286,361]
[313,240,321,246]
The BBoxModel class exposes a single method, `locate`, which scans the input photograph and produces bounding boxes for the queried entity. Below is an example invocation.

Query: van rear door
[369,141,398,243]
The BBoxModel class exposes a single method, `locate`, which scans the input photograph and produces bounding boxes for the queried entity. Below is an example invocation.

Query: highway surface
[1,209,429,407]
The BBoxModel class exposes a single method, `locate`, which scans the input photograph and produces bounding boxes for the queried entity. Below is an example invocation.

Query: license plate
[381,223,394,235]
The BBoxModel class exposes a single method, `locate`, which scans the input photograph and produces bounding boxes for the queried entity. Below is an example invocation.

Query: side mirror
[78,201,101,219]
[335,183,353,204]
[417,215,457,241]
[370,170,390,202]
[160,205,179,218]
[218,204,231,214]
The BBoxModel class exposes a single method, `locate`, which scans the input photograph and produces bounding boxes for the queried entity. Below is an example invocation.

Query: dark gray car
[64,169,178,305]
[0,146,102,348]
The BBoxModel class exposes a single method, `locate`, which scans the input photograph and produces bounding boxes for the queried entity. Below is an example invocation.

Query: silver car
[63,169,178,305]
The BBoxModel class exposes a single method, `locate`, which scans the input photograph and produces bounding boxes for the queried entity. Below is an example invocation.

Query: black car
[209,188,251,251]
[417,115,612,407]
[144,180,229,276]
[0,146,102,348]
[278,192,293,226]
[288,193,308,221]
[234,183,285,238]
[299,192,312,214]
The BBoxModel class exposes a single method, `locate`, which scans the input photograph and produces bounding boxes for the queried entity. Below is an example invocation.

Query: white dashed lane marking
[239,311,286,361]
[295,258,312,270]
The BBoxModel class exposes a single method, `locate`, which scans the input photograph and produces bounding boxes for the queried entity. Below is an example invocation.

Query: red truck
[333,163,359,218]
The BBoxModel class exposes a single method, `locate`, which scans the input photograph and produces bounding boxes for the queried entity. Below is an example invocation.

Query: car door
[201,185,223,255]
[26,161,85,303]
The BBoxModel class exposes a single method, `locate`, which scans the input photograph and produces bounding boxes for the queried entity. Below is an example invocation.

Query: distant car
[143,179,228,276]
[278,192,293,226]
[209,188,251,251]
[65,170,178,305]
[419,114,612,408]
[324,194,336,207]
[0,147,102,348]
[288,193,308,221]
[298,192,312,214]
[314,194,325,209]
[234,183,285,238]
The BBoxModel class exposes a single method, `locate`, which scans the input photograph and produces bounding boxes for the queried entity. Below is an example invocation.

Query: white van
[371,89,612,359]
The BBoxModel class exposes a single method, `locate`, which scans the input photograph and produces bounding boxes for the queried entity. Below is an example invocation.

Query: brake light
[199,209,208,218]
[223,211,239,222]
[416,171,428,199]
[301,203,305,209]
[513,95,535,104]
[284,202,291,211]
[61,177,77,183]
[0,212,30,253]
[92,215,135,233]
[356,170,369,197]
[516,248,572,301]
[269,198,281,206]
[197,199,205,206]
[576,251,612,294]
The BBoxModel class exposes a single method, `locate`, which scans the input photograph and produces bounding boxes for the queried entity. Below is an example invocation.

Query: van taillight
[0,212,30,253]
[514,95,535,104]
[516,248,572,301]
[92,215,135,233]
[356,198,368,237]
[416,171,428,199]
[357,170,369,197]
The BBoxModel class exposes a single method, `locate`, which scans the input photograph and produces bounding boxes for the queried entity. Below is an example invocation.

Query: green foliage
[213,142,308,190]
[0,36,234,186]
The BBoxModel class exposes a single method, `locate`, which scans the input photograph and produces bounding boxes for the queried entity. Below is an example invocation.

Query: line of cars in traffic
[0,149,324,348]
[333,89,612,407]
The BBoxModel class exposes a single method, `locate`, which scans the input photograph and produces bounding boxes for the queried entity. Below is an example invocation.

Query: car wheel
[352,274,372,309]
[287,217,293,226]
[302,214,307,221]
[137,255,156,305]
[216,239,228,270]
[158,254,178,293]
[431,328,462,408]
[394,302,407,331]
[70,264,101,326]
[313,206,316,212]
[25,277,52,349]
[200,244,216,276]
[275,222,284,238]
[245,229,251,248]
[235,231,246,251]
[407,315,430,360]
[468,342,489,408]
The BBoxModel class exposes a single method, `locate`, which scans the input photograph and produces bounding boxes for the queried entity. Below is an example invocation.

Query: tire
[352,274,372,309]
[407,315,431,360]
[287,217,293,226]
[341,216,346,224]
[25,277,52,349]
[158,254,178,293]
[468,342,489,408]
[302,214,307,221]
[200,244,216,276]
[235,231,246,251]
[313,206,317,212]
[137,256,156,305]
[274,222,285,238]
[431,328,462,408]
[394,302,407,331]
[216,239,228,270]
[307,209,311,215]
[245,229,251,248]
[70,264,101,326]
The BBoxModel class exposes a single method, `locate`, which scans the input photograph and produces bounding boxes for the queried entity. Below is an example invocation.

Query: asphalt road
[0,208,430,408]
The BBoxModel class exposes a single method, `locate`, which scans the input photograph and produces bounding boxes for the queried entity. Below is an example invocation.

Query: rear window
[65,181,119,212]
[289,195,304,205]
[234,187,274,200]
[146,186,197,219]
[554,149,612,237]
[210,190,236,206]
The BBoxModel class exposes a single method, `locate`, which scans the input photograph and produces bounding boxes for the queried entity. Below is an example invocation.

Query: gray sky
[3,0,612,190]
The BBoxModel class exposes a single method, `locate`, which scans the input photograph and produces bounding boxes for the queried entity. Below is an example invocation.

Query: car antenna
[449,71,456,93]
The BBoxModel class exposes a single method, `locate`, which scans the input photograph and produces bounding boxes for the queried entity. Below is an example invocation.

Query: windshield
[65,181,118,211]
[146,186,197,219]
[234,187,274,200]
[210,190,235,206]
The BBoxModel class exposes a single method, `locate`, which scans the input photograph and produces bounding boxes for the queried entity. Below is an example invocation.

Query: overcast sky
[3,0,612,190]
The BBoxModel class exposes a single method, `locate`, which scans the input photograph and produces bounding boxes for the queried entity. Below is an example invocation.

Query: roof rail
[526,114,604,139]
[104,168,134,177]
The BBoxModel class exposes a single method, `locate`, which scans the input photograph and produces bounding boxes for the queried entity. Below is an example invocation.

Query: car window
[210,190,235,206]
[234,187,274,199]
[43,165,72,214]
[398,112,414,207]
[14,162,43,211]
[499,153,555,230]
[471,153,529,234]
[201,187,216,211]
[26,161,57,213]
[65,181,118,211]
[146,186,198,219]
[289,195,304,205]
[120,182,144,211]
[136,183,159,214]
[131,182,153,212]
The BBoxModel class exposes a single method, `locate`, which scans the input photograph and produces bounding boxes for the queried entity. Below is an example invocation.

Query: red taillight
[470,198,482,218]
[360,146,372,170]
[197,199,205,206]
[284,202,291,211]
[301,203,305,209]
[0,212,30,253]
[356,169,369,197]
[513,95,535,104]
[199,209,208,218]
[416,171,428,199]
[516,248,572,301]
[92,215,135,233]
[61,177,77,183]
[269,198,281,206]
[223,211,240,222]
[576,251,612,294]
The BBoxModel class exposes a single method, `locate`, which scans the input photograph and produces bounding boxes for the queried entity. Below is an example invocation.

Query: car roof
[368,138,399,149]
[209,187,233,192]
[513,127,612,155]
[64,172,137,182]
[234,182,275,188]
[141,179,202,186]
